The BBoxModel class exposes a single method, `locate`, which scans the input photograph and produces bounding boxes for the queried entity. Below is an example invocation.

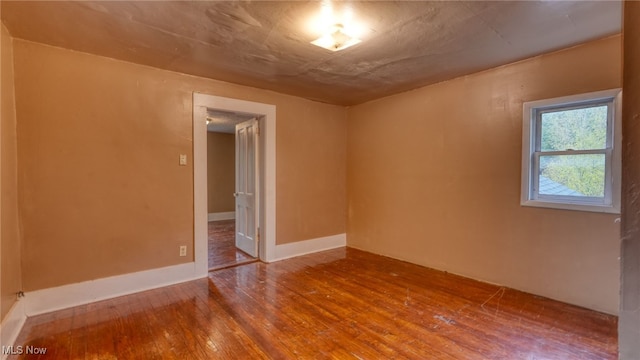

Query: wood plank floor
[208,220,256,271]
[10,248,617,359]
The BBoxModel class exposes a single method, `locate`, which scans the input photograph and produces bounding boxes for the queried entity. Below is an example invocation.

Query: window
[521,89,621,213]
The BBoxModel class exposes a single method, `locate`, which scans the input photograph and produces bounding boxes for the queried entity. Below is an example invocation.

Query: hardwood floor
[10,248,617,359]
[208,220,256,271]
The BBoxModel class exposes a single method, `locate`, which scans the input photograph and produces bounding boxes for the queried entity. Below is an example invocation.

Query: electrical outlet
[179,245,187,257]
[179,154,187,166]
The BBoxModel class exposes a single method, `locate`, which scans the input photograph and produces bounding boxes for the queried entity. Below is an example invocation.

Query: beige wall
[207,132,235,214]
[14,40,347,291]
[1,24,22,320]
[277,99,347,244]
[620,1,640,357]
[347,36,622,314]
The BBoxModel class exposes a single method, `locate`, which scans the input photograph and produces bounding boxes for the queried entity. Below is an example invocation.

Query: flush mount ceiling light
[311,23,361,51]
[308,1,365,52]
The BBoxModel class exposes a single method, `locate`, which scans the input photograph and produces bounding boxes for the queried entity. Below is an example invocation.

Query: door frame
[192,93,276,276]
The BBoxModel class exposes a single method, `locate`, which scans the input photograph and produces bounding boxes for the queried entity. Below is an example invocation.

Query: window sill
[520,199,620,214]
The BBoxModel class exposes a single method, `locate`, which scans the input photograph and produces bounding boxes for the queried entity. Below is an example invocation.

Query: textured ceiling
[0,1,622,106]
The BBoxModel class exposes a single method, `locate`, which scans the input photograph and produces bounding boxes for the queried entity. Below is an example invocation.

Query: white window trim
[521,88,622,214]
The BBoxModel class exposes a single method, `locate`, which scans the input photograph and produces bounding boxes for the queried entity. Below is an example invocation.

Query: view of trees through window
[539,105,608,197]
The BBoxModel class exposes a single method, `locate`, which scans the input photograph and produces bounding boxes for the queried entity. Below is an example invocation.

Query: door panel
[235,119,259,257]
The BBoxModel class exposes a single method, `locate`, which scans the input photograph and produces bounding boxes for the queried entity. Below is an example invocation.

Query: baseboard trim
[0,299,26,358]
[208,212,235,221]
[25,262,205,317]
[271,233,346,262]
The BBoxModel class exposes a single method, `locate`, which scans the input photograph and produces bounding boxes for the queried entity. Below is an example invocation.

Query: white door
[235,118,259,257]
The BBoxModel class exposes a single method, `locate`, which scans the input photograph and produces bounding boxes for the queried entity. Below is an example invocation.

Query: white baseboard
[271,233,346,262]
[208,212,235,221]
[25,262,205,317]
[0,299,26,358]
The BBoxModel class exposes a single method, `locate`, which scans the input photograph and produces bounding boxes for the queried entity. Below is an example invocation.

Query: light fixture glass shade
[311,24,361,52]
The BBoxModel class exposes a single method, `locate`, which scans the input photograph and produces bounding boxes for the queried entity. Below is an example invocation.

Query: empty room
[1,1,639,359]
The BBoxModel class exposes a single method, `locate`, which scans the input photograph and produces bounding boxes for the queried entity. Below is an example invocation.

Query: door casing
[192,93,276,276]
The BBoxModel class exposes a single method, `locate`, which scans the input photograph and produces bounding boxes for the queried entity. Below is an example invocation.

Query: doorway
[206,109,259,270]
[192,94,276,277]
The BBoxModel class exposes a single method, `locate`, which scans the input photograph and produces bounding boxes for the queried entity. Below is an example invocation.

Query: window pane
[540,105,608,151]
[539,154,605,197]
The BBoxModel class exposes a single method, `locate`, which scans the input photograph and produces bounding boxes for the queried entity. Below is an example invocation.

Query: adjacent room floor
[208,220,256,271]
[11,248,617,359]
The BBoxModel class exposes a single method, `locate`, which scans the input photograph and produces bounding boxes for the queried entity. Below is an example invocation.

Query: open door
[234,118,259,257]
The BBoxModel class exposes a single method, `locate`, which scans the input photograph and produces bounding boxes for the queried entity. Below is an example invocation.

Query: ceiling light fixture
[311,23,361,52]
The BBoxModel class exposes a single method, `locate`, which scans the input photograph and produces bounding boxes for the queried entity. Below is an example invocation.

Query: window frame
[521,89,622,213]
